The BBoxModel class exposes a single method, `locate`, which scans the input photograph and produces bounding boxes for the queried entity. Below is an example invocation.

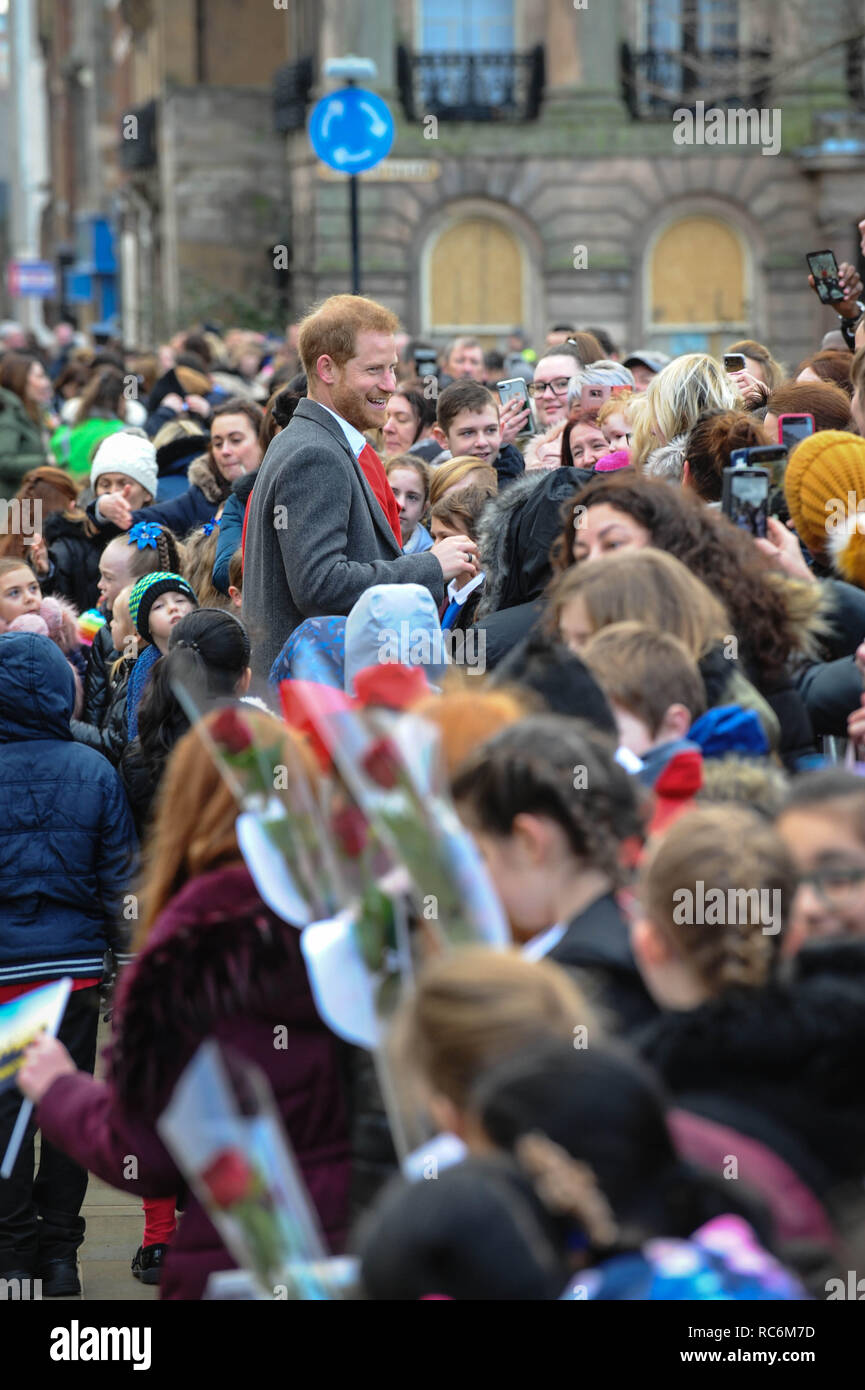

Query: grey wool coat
[242,398,445,679]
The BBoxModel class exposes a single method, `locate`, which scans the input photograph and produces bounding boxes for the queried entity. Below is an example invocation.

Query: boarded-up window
[429,216,524,338]
[650,216,746,329]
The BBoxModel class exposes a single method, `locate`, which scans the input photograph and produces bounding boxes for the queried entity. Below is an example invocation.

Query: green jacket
[0,387,49,499]
[50,417,125,478]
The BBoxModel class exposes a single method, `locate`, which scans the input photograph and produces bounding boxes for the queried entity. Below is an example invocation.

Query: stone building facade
[32,0,865,361]
[282,0,865,366]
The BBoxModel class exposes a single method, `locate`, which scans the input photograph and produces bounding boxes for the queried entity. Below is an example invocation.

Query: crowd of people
[1,218,865,1302]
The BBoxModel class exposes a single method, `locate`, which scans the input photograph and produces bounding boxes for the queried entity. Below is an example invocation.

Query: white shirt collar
[446,569,485,606]
[317,402,368,459]
[521,921,567,961]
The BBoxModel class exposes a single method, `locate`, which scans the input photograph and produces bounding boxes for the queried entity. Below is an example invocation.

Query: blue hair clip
[127,521,162,550]
[202,518,220,536]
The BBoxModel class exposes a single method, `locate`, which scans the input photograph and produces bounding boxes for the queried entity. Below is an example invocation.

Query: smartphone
[806,250,846,305]
[496,378,537,433]
[722,465,771,538]
[729,444,788,488]
[723,352,747,372]
[412,348,438,379]
[777,413,816,449]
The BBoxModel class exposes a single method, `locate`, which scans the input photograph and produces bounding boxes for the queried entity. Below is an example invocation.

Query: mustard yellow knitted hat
[784,431,865,582]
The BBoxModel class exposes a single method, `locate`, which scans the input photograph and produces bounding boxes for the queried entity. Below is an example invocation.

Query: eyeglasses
[528,378,572,398]
[799,864,865,903]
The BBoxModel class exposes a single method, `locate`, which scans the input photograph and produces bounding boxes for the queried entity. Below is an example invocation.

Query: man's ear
[316,353,337,387]
[432,423,448,449]
[681,458,692,488]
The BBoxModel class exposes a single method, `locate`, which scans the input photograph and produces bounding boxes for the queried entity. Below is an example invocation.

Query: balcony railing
[620,43,771,119]
[848,32,865,111]
[396,45,544,123]
[273,56,314,133]
[118,100,157,171]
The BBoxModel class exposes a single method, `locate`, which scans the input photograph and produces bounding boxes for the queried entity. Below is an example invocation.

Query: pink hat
[593,450,631,472]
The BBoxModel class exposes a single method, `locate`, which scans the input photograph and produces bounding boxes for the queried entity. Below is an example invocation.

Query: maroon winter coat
[37,862,352,1300]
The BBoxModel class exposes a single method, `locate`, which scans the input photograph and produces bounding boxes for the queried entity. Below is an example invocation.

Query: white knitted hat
[90,431,159,499]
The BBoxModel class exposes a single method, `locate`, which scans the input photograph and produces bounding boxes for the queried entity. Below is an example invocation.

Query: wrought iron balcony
[396,44,544,123]
[849,32,865,111]
[620,43,771,119]
[273,56,315,133]
[118,100,157,171]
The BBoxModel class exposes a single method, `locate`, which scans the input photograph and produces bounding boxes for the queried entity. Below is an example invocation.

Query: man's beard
[331,380,378,433]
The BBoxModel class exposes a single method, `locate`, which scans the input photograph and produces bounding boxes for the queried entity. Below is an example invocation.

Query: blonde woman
[631,354,743,476]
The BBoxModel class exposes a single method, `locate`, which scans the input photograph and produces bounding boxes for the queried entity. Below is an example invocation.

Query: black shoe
[131,1243,167,1285]
[37,1257,81,1297]
[0,1271,35,1300]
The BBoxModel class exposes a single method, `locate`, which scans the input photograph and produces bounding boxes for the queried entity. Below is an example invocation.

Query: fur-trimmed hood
[643,432,688,481]
[188,454,230,504]
[476,465,592,619]
[636,940,865,1189]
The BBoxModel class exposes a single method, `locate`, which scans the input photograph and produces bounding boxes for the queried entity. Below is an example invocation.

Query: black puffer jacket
[41,511,106,613]
[72,652,132,767]
[83,623,117,728]
[635,939,865,1204]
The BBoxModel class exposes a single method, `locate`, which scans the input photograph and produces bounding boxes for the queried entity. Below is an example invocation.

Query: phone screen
[724,469,770,538]
[780,419,815,449]
[723,354,746,372]
[807,251,845,304]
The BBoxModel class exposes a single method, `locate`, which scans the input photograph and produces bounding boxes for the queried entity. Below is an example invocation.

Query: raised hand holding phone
[498,393,531,446]
[729,369,769,406]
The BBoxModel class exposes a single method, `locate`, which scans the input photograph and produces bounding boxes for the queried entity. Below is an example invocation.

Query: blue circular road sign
[309,87,395,174]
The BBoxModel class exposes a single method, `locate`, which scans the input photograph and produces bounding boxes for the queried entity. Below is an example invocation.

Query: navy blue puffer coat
[0,632,137,987]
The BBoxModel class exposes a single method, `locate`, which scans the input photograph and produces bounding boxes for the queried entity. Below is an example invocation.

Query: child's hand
[17,1034,76,1103]
[29,533,50,575]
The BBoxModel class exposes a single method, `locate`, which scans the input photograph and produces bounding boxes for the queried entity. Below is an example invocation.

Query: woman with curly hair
[553,473,818,766]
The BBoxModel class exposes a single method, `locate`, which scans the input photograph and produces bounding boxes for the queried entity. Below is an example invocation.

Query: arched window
[648,214,748,356]
[426,215,525,341]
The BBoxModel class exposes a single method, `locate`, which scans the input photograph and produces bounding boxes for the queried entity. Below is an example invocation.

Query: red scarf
[358,442,403,547]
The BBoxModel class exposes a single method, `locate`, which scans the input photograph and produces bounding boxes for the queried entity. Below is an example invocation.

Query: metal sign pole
[349,173,361,295]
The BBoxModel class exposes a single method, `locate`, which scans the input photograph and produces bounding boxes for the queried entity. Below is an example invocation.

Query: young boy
[432,381,524,487]
[581,622,706,834]
[429,485,493,631]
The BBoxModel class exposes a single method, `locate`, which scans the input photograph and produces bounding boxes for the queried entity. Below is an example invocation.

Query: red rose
[332,805,368,857]
[200,1148,255,1208]
[279,680,351,773]
[210,706,253,755]
[353,663,429,710]
[361,736,401,790]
